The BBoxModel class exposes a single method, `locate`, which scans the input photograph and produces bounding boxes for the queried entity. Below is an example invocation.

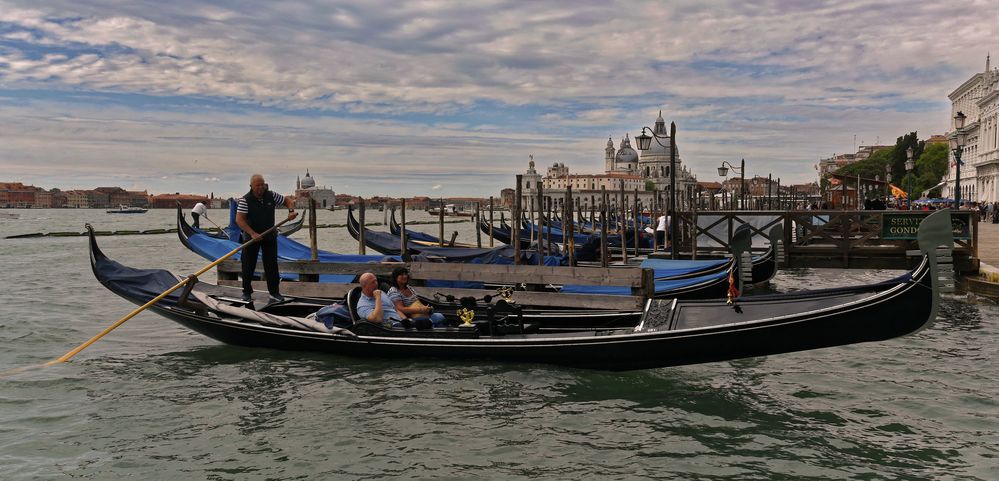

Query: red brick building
[150,193,210,209]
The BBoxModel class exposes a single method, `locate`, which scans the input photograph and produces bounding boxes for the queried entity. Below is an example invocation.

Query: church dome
[615,135,639,164]
[300,170,316,189]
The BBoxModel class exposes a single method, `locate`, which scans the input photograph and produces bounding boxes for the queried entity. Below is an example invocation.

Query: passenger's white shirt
[656,215,669,231]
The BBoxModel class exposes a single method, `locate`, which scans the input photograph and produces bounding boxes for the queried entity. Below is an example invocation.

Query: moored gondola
[88,210,951,370]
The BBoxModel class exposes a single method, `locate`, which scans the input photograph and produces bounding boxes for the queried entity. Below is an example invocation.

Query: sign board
[882,212,971,240]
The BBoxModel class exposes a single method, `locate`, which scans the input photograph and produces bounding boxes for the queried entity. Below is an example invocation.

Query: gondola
[88,210,950,371]
[389,208,443,243]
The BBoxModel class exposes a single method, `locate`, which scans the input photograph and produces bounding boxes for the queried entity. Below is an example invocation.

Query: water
[1,209,997,480]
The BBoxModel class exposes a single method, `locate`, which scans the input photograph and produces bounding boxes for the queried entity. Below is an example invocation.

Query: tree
[645,180,656,191]
[914,142,948,197]
[889,132,922,180]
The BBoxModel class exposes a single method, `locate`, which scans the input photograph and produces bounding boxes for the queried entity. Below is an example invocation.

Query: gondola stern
[914,209,955,331]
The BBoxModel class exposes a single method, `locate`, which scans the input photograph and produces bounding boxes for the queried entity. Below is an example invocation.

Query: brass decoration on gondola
[457,307,475,326]
[496,286,515,303]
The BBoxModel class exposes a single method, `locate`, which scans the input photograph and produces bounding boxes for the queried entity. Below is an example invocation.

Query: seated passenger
[386,267,446,327]
[356,272,404,328]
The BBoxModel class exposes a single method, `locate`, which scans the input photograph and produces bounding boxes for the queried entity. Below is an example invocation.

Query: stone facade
[946,55,999,204]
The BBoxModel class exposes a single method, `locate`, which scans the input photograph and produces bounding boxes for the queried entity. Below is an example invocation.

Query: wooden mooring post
[600,186,609,267]
[537,183,545,264]
[488,196,495,248]
[545,197,555,256]
[619,180,627,264]
[565,185,574,265]
[475,201,482,248]
[357,198,366,255]
[514,174,522,265]
[400,199,408,257]
[438,197,445,247]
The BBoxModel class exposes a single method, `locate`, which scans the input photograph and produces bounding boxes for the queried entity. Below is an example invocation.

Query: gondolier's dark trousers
[241,235,280,296]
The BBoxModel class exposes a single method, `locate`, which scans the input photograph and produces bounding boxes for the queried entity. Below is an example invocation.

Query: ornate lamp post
[636,121,678,259]
[717,159,745,210]
[950,111,967,209]
[905,147,914,210]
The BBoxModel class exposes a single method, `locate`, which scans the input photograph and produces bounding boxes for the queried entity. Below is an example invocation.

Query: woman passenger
[386,267,447,327]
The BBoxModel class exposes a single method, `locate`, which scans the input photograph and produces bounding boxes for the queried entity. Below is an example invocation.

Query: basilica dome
[615,135,639,164]
[300,170,316,189]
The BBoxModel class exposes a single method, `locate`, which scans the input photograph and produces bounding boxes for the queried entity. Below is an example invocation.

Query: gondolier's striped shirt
[236,192,285,214]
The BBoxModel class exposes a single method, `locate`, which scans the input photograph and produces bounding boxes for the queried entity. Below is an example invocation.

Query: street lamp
[905,147,914,210]
[717,159,745,210]
[636,121,679,259]
[950,111,967,209]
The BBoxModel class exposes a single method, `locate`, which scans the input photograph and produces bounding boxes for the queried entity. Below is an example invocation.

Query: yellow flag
[889,184,907,199]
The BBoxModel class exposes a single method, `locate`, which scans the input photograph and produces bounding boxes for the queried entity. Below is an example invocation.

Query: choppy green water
[1,209,997,480]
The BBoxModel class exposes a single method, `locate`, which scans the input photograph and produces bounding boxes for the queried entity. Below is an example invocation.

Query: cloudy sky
[1,0,996,198]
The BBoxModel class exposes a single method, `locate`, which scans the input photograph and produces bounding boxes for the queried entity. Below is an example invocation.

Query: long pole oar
[47,214,295,366]
[203,215,228,237]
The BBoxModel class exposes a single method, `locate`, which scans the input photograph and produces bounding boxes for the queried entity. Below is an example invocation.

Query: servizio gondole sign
[882,212,971,240]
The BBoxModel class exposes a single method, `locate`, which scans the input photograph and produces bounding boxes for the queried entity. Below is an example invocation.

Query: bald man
[235,174,297,302]
[356,272,403,326]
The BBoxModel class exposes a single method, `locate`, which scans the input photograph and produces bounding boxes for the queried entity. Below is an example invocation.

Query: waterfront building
[516,112,698,214]
[91,187,131,209]
[150,193,209,209]
[65,190,90,208]
[946,54,999,203]
[294,170,336,209]
[0,182,45,208]
[127,190,150,208]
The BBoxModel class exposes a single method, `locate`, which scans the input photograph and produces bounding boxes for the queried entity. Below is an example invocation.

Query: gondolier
[191,202,207,228]
[235,174,297,302]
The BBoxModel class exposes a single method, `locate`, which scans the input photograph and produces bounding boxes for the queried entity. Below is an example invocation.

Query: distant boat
[0,212,20,219]
[106,205,148,214]
[428,204,475,217]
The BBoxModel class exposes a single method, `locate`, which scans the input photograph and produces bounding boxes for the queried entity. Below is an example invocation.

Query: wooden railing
[675,210,978,270]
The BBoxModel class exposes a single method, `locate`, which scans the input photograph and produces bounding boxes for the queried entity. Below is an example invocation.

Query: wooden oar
[47,214,296,365]
[202,215,228,237]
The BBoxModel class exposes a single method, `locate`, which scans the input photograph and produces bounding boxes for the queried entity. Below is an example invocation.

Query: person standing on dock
[656,214,670,251]
[191,201,207,228]
[235,174,297,303]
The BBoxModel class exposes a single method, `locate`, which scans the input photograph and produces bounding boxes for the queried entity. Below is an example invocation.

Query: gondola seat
[346,286,363,323]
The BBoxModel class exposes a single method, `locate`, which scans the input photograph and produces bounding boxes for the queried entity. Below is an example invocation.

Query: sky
[1,0,997,198]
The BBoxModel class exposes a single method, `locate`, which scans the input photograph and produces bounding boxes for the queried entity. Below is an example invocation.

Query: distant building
[33,188,52,208]
[150,193,209,209]
[293,170,336,209]
[517,112,698,213]
[499,188,515,207]
[0,182,44,208]
[127,190,150,208]
[65,190,90,208]
[92,187,130,208]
